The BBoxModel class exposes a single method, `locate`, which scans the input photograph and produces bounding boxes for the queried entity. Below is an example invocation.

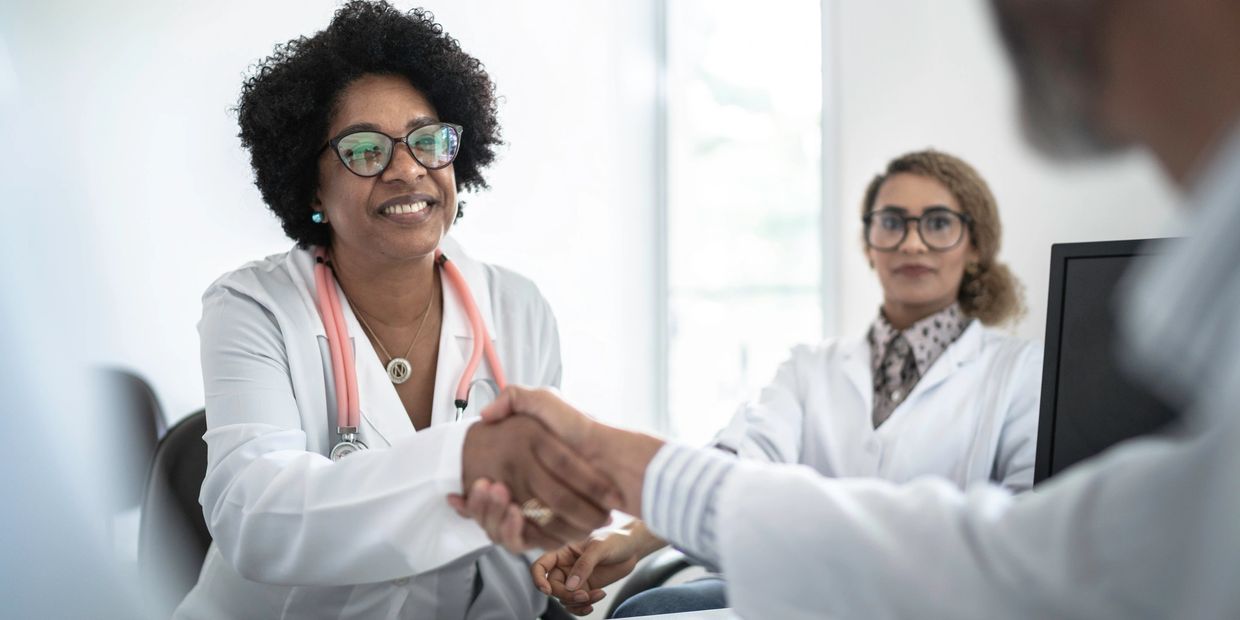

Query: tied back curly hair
[236,0,501,248]
[861,150,1026,326]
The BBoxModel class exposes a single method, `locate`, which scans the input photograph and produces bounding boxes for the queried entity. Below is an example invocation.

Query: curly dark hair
[236,0,501,248]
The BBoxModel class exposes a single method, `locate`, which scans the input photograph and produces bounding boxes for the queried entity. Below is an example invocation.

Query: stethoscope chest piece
[330,426,368,461]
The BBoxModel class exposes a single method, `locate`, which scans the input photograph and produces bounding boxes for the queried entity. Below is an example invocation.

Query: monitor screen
[1034,239,1179,484]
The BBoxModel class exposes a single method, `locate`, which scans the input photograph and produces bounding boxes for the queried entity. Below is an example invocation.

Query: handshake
[453,387,669,616]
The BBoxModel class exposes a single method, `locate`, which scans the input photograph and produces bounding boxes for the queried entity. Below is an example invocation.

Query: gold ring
[520,498,555,528]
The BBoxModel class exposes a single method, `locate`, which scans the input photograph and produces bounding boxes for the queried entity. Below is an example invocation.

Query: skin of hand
[448,482,663,615]
[459,414,624,549]
[530,520,668,616]
[477,386,666,519]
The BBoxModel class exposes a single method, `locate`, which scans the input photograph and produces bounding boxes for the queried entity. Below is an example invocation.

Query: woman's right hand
[530,522,665,616]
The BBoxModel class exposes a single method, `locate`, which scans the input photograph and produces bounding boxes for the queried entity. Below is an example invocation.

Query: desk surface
[633,609,739,619]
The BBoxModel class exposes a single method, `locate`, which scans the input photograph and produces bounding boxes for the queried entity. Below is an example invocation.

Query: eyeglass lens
[334,123,461,177]
[866,208,966,250]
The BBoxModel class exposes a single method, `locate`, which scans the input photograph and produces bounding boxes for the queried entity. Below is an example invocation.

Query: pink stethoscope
[312,246,508,460]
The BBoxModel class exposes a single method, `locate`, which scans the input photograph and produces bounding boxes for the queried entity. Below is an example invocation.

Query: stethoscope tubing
[314,250,360,431]
[437,253,508,407]
[313,246,507,439]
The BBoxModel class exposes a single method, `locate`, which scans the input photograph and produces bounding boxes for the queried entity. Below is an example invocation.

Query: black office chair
[605,547,694,618]
[98,367,167,513]
[136,408,576,619]
[138,409,210,618]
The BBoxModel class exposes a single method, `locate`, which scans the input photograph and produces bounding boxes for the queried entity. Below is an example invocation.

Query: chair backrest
[98,368,166,511]
[138,409,211,618]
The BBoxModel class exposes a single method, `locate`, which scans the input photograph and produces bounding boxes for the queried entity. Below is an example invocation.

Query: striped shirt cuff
[641,442,735,567]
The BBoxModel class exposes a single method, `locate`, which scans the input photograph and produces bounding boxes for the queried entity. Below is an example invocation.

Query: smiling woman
[175,2,614,619]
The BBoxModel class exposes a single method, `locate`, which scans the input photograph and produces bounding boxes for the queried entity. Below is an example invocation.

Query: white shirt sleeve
[197,285,490,586]
[708,415,1238,619]
[711,348,808,464]
[641,443,736,568]
[991,342,1042,493]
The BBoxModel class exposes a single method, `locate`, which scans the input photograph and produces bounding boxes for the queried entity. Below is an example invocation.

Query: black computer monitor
[1034,239,1179,484]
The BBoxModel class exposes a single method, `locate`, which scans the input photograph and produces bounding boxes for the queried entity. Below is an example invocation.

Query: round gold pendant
[387,357,412,384]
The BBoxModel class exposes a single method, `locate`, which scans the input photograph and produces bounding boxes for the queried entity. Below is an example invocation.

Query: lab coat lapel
[908,320,983,398]
[839,334,874,416]
[291,247,328,340]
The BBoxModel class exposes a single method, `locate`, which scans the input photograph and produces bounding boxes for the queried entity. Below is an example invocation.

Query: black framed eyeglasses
[862,206,973,252]
[322,122,464,178]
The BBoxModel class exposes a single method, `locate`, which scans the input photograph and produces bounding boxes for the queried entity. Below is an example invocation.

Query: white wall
[5,0,1181,438]
[3,0,660,430]
[827,0,1180,342]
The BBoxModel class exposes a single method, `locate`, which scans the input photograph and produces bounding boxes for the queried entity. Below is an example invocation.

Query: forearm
[203,421,488,585]
[586,424,664,518]
[619,518,669,559]
[587,429,736,568]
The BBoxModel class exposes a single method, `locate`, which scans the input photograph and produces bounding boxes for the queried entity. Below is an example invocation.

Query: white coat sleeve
[711,412,1239,620]
[712,347,809,464]
[537,295,562,389]
[991,343,1042,493]
[197,286,490,586]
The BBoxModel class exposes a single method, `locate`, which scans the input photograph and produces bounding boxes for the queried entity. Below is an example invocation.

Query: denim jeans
[610,576,727,618]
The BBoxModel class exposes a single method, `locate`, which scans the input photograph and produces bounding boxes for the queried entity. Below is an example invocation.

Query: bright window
[664,0,823,444]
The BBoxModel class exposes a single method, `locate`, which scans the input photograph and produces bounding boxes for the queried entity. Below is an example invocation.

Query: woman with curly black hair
[176,2,613,618]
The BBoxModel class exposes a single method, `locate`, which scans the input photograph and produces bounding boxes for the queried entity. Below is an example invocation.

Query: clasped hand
[452,387,666,615]
[457,407,621,549]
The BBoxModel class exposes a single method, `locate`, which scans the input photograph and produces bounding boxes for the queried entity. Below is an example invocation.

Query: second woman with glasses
[500,149,1044,617]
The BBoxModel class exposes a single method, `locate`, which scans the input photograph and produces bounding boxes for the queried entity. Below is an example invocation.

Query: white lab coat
[706,126,1240,620]
[175,237,560,619]
[713,323,1041,492]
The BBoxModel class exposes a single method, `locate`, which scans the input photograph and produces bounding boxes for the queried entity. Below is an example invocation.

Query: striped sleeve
[640,442,736,567]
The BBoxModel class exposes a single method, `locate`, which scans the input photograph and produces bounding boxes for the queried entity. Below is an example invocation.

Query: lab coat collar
[838,319,984,421]
[286,236,498,340]
[1120,120,1240,416]
[911,319,983,396]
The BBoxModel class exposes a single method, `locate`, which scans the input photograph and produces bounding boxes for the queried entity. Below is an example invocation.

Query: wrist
[629,520,668,558]
[584,423,663,517]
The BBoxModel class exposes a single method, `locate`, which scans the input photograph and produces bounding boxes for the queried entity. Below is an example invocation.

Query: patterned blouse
[868,303,973,428]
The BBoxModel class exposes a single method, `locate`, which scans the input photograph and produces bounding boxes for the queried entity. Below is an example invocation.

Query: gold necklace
[352,277,437,384]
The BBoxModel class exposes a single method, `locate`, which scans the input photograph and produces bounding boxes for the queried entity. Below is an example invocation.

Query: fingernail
[566,575,580,590]
[573,590,589,603]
